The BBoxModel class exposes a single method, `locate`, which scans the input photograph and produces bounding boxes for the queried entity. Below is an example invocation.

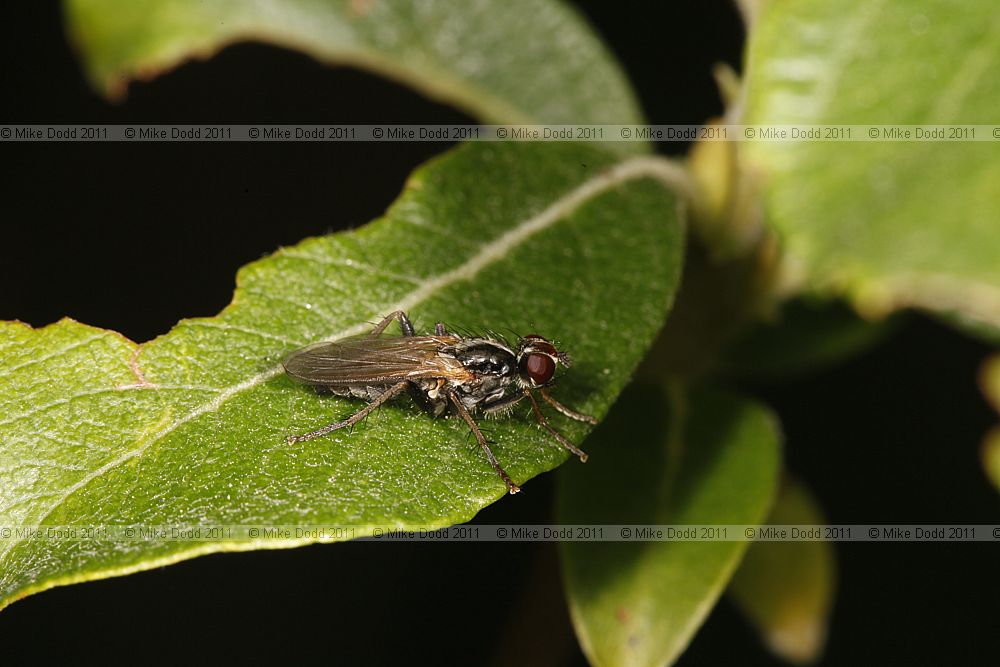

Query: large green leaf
[729,475,836,665]
[742,1,1000,328]
[0,142,686,611]
[65,0,645,131]
[557,385,780,667]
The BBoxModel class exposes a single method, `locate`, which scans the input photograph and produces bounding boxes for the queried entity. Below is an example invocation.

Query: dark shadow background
[2,2,998,664]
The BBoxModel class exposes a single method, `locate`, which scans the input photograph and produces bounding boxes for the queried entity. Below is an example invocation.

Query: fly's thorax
[445,338,519,409]
[448,339,518,380]
[457,381,511,412]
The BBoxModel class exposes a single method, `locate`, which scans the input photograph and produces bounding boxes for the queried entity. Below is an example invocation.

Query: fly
[282,310,597,494]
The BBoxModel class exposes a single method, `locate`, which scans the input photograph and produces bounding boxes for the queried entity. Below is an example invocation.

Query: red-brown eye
[523,335,557,357]
[525,353,556,386]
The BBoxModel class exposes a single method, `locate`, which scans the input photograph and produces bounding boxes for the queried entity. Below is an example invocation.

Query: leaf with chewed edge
[0,142,687,611]
[557,384,780,667]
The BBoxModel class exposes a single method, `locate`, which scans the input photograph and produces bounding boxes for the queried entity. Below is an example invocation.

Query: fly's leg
[482,392,525,417]
[448,390,520,494]
[539,388,598,425]
[525,390,589,462]
[435,322,448,336]
[287,380,410,444]
[370,310,415,337]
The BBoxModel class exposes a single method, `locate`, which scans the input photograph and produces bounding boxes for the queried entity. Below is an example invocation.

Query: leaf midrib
[5,154,689,563]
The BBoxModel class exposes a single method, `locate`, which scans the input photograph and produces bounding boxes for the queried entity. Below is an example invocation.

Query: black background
[2,2,998,665]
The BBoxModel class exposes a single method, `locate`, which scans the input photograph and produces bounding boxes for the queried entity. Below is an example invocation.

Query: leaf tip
[981,427,1000,492]
[762,614,829,665]
[978,355,1000,413]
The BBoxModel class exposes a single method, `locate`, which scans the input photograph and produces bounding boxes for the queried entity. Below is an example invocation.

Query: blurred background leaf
[557,384,780,667]
[742,0,1000,330]
[729,475,837,665]
[66,0,646,151]
[721,299,900,380]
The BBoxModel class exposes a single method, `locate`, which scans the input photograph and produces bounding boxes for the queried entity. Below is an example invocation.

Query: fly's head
[516,335,572,389]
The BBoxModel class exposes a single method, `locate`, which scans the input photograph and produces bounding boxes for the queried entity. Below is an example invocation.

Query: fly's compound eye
[523,335,557,356]
[524,352,556,386]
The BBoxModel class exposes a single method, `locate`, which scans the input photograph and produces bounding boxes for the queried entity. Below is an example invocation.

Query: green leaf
[65,0,645,129]
[742,1,1000,328]
[557,384,780,667]
[0,142,687,611]
[729,475,836,665]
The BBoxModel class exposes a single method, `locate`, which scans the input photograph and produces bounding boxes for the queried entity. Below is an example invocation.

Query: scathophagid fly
[282,310,597,494]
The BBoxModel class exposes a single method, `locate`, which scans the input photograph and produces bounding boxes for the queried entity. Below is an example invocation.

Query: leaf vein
[0,386,217,429]
[182,320,305,347]
[278,253,425,285]
[0,335,107,379]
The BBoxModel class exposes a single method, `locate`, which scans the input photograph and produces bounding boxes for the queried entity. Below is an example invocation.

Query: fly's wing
[283,335,471,386]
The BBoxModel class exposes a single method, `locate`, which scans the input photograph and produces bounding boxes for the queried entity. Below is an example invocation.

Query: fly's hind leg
[370,310,415,337]
[448,390,520,494]
[287,380,410,444]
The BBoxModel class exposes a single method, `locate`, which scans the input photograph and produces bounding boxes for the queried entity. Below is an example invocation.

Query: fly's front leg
[448,391,520,494]
[525,390,589,462]
[287,380,410,444]
[482,392,525,418]
[539,388,598,425]
[370,310,415,337]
